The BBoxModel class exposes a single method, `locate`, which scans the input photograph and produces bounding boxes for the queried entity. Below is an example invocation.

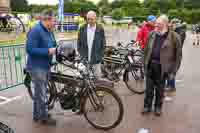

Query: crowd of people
[192,24,200,45]
[25,8,186,126]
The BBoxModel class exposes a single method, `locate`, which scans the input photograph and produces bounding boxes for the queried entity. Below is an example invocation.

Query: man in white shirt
[77,11,106,77]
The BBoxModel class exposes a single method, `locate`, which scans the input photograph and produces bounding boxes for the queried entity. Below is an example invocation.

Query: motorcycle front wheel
[83,87,124,130]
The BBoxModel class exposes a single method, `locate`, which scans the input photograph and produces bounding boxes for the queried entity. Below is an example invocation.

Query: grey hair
[87,10,97,19]
[157,14,169,24]
[41,9,55,20]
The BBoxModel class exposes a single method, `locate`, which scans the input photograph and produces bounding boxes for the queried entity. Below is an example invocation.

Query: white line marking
[0,96,9,101]
[0,96,23,106]
[176,80,184,83]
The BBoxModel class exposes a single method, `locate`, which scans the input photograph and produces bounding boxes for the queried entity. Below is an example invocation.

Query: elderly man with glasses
[77,10,106,77]
[142,15,182,116]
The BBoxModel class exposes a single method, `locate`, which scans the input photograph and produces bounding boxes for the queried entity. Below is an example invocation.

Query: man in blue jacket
[26,9,57,125]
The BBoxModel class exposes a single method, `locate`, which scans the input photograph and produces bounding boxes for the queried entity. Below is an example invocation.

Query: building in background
[0,0,10,15]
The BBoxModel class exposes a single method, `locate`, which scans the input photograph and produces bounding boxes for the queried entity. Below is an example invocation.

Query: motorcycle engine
[102,62,121,81]
[59,85,77,110]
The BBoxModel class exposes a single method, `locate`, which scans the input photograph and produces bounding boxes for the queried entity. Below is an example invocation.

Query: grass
[0,33,26,46]
[0,24,137,46]
[0,31,78,46]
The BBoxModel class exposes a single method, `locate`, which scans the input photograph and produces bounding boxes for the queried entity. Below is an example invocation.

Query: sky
[27,0,143,5]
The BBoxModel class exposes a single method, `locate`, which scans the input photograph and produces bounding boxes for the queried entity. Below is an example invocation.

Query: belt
[151,59,160,64]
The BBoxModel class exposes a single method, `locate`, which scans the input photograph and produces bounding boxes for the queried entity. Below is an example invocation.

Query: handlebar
[113,40,141,55]
[116,40,139,49]
[55,44,95,79]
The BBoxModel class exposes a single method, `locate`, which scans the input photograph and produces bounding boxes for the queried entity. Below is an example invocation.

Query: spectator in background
[128,20,133,30]
[77,10,106,78]
[165,20,186,97]
[136,15,156,49]
[28,15,37,32]
[192,24,200,45]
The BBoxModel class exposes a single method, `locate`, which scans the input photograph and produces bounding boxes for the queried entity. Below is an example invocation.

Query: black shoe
[141,107,151,115]
[47,113,52,118]
[41,118,57,126]
[154,108,162,116]
[33,114,52,123]
[33,118,39,122]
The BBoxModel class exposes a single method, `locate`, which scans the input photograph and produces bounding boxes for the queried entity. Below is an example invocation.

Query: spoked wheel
[124,65,145,94]
[24,72,34,100]
[83,87,124,130]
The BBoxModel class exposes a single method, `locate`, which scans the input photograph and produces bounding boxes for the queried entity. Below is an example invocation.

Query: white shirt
[87,24,96,61]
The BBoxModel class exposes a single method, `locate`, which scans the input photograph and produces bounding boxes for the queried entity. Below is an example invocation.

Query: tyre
[24,72,33,100]
[83,87,124,130]
[124,65,145,94]
[0,122,14,133]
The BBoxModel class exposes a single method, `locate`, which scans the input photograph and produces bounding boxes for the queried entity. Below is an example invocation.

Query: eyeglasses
[87,18,96,21]
[155,22,164,27]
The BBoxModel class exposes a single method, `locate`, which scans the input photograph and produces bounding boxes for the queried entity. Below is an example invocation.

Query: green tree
[29,5,56,13]
[97,0,111,15]
[191,9,200,23]
[144,0,159,15]
[112,8,125,20]
[111,0,125,9]
[97,0,109,7]
[11,0,28,12]
[122,0,141,16]
[168,9,181,19]
[64,0,97,14]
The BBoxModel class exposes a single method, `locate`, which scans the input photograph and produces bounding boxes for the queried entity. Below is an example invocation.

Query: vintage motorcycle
[23,44,124,130]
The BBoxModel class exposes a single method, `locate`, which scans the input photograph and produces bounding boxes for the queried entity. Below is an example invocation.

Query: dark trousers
[144,62,165,109]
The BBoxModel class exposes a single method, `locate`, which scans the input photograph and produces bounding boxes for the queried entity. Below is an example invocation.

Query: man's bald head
[87,10,97,27]
[157,15,169,25]
[155,14,169,33]
[87,11,97,19]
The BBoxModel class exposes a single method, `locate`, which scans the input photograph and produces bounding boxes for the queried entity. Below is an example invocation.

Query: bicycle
[102,40,145,94]
[24,44,124,130]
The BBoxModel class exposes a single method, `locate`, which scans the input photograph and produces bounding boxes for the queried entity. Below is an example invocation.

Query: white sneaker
[164,96,173,102]
[165,87,170,91]
[137,128,150,133]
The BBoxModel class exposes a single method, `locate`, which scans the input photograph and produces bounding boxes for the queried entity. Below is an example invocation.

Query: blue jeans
[167,78,175,88]
[30,69,49,120]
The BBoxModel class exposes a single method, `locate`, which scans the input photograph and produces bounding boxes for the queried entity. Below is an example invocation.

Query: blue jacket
[26,21,56,71]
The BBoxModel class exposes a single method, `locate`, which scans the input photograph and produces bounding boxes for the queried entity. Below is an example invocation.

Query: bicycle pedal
[72,108,77,112]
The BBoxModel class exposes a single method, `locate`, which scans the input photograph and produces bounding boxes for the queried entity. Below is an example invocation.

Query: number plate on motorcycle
[128,56,134,64]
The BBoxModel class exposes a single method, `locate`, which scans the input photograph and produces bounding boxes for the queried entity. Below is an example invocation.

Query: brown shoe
[154,108,162,116]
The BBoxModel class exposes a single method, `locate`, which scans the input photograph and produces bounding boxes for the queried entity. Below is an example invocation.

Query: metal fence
[0,44,26,90]
[0,39,77,91]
